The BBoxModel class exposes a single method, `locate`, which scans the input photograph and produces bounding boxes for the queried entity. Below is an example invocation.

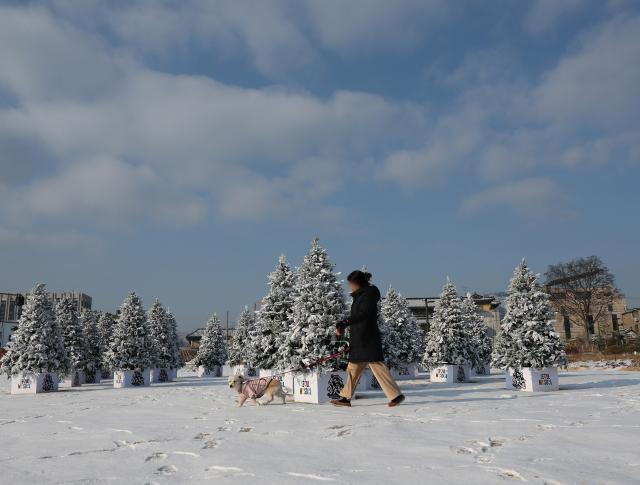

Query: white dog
[228,375,291,407]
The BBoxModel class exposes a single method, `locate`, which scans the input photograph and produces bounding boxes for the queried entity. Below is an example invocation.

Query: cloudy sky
[1,0,638,330]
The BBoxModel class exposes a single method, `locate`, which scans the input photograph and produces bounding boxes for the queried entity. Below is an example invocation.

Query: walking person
[331,270,405,407]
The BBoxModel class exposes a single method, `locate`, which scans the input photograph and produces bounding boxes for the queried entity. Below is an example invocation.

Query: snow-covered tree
[280,236,348,374]
[461,293,492,370]
[103,292,157,371]
[251,254,297,369]
[97,312,115,348]
[492,259,568,369]
[164,309,185,371]
[423,278,479,367]
[147,299,170,369]
[381,286,425,366]
[81,309,101,374]
[0,284,71,378]
[57,297,90,372]
[228,306,255,366]
[192,314,227,370]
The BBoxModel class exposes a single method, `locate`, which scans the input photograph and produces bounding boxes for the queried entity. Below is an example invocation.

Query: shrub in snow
[57,297,90,376]
[81,309,102,381]
[423,278,478,368]
[192,314,228,371]
[147,299,171,369]
[227,306,255,366]
[381,286,425,366]
[0,283,71,378]
[461,293,492,371]
[252,254,297,370]
[164,309,185,372]
[492,259,568,370]
[103,292,157,371]
[280,236,348,375]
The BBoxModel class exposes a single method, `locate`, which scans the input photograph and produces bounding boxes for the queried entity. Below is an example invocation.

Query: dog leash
[242,346,351,383]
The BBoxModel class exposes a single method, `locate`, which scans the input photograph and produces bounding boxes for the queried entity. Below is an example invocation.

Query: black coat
[341,284,384,363]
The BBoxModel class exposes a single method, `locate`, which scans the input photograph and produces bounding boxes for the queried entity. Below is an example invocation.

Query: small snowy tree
[57,297,90,372]
[382,286,425,366]
[0,284,71,377]
[423,278,479,367]
[252,254,297,369]
[103,292,156,371]
[147,299,170,369]
[192,314,227,370]
[461,293,492,370]
[492,259,568,369]
[164,309,185,371]
[228,306,255,366]
[81,309,101,374]
[280,236,348,374]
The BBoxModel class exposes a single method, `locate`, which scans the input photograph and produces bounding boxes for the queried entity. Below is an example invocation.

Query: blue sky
[1,1,639,331]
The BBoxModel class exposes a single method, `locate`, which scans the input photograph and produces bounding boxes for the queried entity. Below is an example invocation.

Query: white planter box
[100,369,113,380]
[390,363,419,380]
[259,368,294,392]
[506,367,559,392]
[84,369,101,384]
[430,364,470,383]
[471,364,491,376]
[11,372,59,394]
[151,368,173,382]
[292,370,348,404]
[114,369,151,388]
[418,364,430,373]
[197,366,222,377]
[233,365,259,378]
[170,368,181,379]
[361,369,382,390]
[59,370,85,388]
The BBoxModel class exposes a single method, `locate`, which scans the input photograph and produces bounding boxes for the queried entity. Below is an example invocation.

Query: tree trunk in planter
[471,364,492,376]
[11,373,59,394]
[429,364,470,383]
[506,367,559,392]
[291,370,349,404]
[59,370,85,388]
[114,369,151,388]
[151,368,172,382]
[84,369,101,384]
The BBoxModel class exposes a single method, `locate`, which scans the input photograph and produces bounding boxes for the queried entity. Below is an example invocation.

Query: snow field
[1,369,639,484]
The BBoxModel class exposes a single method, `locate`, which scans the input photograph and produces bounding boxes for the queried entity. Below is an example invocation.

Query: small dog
[228,374,291,407]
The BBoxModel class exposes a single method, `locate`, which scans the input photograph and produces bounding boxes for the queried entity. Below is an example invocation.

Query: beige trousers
[339,362,402,401]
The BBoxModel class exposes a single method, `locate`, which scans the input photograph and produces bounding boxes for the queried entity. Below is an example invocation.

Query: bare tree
[544,256,618,344]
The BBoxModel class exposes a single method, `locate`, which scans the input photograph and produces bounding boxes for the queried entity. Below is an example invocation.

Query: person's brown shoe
[388,394,405,407]
[330,397,351,407]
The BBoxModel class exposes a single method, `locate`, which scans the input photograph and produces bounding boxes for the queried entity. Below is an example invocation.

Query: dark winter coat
[340,284,384,363]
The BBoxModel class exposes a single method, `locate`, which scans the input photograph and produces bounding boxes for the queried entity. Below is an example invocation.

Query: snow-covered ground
[1,369,639,484]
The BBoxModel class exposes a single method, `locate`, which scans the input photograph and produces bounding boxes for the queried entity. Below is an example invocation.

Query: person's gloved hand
[335,318,346,336]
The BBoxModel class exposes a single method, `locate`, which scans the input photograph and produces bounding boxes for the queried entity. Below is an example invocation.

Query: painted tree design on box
[371,374,381,389]
[73,372,80,386]
[42,374,54,392]
[456,366,466,382]
[101,370,111,379]
[131,370,144,386]
[215,367,222,377]
[326,374,344,399]
[247,367,257,377]
[476,366,486,375]
[158,368,168,382]
[512,368,526,389]
[85,370,96,383]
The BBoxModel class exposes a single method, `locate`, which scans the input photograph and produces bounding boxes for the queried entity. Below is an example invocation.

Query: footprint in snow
[203,440,219,449]
[218,427,230,432]
[158,465,177,474]
[194,433,210,440]
[146,453,167,462]
[239,427,253,433]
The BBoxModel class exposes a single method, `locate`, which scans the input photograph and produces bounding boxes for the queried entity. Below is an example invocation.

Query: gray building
[1,291,92,347]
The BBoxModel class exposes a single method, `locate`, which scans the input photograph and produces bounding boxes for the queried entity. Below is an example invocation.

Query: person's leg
[368,362,402,401]
[339,362,367,400]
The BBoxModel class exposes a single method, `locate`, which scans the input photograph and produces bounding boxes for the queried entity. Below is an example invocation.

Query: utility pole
[226,311,229,353]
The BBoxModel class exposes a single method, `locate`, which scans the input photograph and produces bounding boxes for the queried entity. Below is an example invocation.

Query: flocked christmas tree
[147,299,170,369]
[381,285,425,366]
[0,284,71,378]
[280,236,348,375]
[103,292,157,371]
[57,297,90,374]
[80,309,101,379]
[251,254,297,370]
[164,309,185,371]
[423,278,479,368]
[461,293,492,371]
[227,306,255,366]
[492,259,568,369]
[192,314,228,370]
[96,312,115,373]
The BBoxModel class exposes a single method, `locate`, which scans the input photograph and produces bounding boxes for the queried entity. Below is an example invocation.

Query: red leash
[243,347,351,383]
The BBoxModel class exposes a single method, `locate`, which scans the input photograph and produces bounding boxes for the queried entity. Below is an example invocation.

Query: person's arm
[337,295,376,329]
